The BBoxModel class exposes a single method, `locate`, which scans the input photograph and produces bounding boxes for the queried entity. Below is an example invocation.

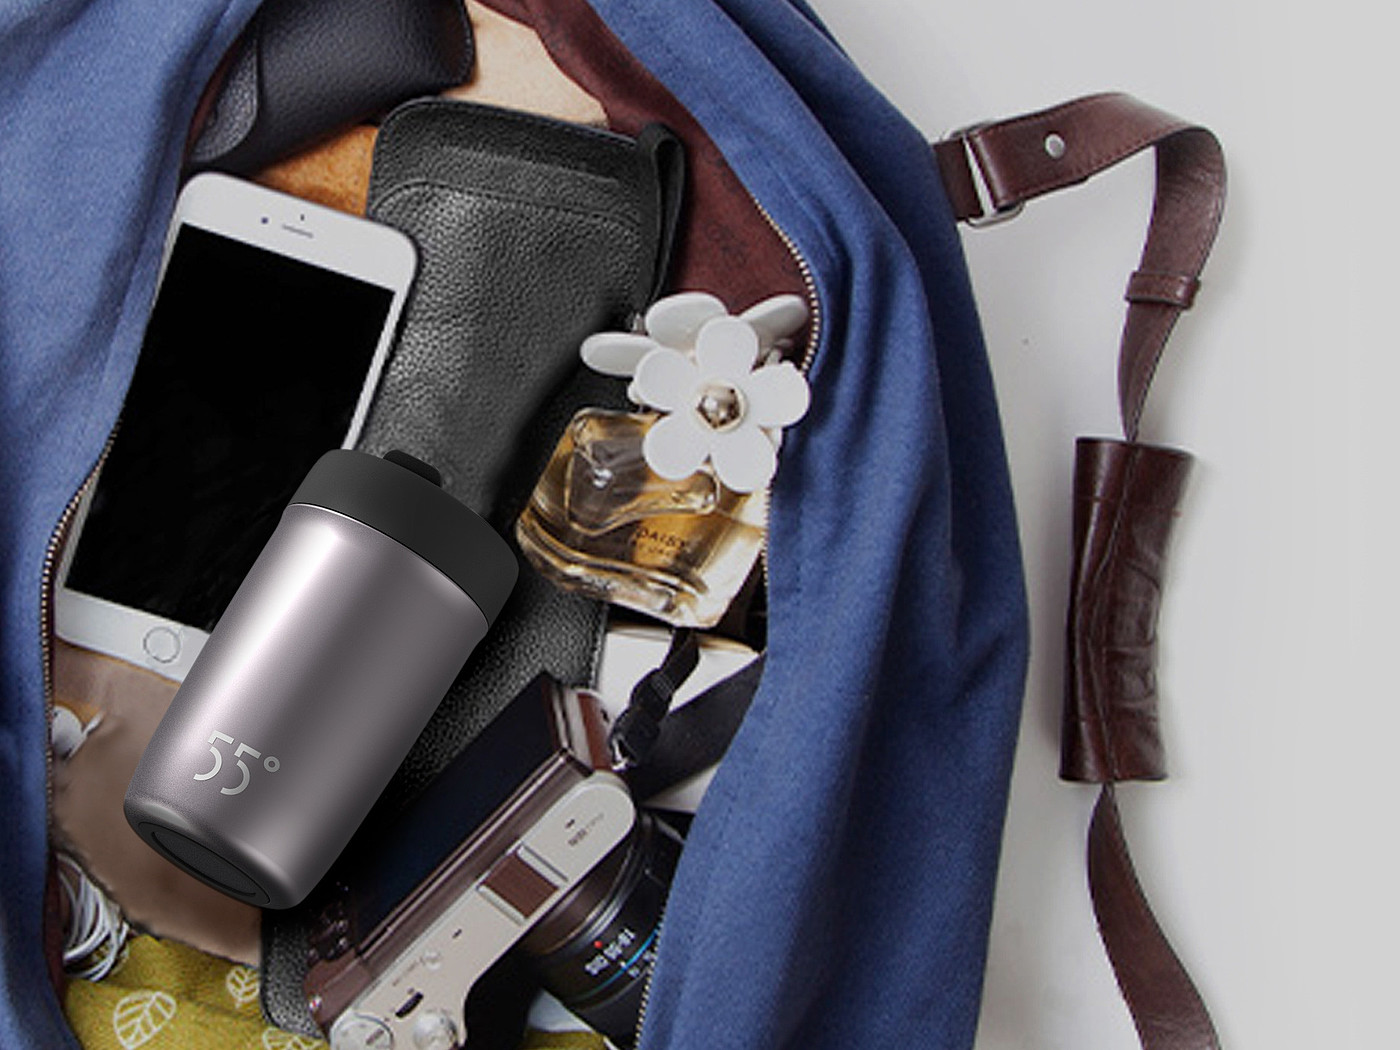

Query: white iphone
[55,172,417,681]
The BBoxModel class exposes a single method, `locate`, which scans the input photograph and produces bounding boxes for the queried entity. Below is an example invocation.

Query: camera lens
[520,811,683,1048]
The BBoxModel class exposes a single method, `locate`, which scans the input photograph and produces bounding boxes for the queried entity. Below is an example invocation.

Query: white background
[808,1,1398,1047]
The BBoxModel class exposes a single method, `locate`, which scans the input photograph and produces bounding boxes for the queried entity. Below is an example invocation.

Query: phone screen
[64,224,396,633]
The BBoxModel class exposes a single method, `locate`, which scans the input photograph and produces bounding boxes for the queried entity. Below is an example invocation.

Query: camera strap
[608,627,701,770]
[621,652,764,802]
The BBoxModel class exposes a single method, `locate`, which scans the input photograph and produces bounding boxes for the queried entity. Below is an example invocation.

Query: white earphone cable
[55,852,130,981]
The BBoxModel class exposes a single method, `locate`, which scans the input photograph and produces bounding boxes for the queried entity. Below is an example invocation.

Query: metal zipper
[748,191,821,602]
[629,903,664,1049]
[39,430,117,795]
[751,193,821,375]
[37,428,118,975]
[632,195,819,1050]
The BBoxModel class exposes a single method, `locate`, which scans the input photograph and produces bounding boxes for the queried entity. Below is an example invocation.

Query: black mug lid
[289,449,517,623]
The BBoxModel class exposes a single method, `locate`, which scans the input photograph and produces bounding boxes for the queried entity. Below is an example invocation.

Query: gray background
[809,2,1394,1047]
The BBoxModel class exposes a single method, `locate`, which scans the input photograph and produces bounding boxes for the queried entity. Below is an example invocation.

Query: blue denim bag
[0,2,1026,1047]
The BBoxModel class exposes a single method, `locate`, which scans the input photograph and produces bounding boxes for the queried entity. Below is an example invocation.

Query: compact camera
[302,673,681,1050]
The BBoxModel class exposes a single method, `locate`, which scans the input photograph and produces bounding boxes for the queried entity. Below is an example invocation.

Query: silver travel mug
[125,449,517,908]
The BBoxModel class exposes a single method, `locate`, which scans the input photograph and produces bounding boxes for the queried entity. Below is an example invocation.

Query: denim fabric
[0,2,1027,1048]
[0,3,259,1046]
[587,2,1028,1048]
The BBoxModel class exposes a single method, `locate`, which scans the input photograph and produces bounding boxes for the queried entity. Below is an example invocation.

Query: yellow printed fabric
[519,1032,607,1050]
[63,933,607,1050]
[63,935,325,1050]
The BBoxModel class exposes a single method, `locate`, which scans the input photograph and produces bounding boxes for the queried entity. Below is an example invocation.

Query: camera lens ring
[520,810,683,1046]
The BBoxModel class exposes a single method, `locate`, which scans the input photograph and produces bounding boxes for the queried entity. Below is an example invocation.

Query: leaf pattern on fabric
[224,965,260,1009]
[112,990,177,1049]
[261,1026,327,1050]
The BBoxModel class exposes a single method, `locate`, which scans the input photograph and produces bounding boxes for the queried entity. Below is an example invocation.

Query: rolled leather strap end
[1062,438,1192,784]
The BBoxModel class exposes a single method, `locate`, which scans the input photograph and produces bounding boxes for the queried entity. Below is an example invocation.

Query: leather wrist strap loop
[938,94,1225,1050]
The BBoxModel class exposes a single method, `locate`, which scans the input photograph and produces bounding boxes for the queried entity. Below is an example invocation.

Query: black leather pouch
[353,97,682,792]
[188,0,473,174]
[359,99,683,517]
[260,99,684,1036]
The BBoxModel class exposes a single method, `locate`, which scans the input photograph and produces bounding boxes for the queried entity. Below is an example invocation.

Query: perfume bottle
[516,409,766,628]
[520,291,811,628]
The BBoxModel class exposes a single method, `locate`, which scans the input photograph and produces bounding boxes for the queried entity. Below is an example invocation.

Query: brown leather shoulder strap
[936,94,1226,1050]
[934,92,1225,440]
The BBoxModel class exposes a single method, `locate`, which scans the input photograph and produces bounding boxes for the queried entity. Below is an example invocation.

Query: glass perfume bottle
[515,409,767,628]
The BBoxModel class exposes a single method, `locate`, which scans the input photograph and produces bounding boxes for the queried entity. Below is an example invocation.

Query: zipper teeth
[38,431,117,977]
[750,194,821,375]
[747,192,820,599]
[40,431,118,794]
[630,905,665,1049]
[40,496,88,705]
[632,198,818,1050]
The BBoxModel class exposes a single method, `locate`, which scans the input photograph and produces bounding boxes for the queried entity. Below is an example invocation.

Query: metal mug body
[124,502,490,908]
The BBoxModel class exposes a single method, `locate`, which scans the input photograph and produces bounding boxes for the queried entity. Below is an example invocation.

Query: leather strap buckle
[942,122,1025,227]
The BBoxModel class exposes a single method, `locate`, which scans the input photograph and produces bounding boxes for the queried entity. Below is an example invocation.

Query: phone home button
[142,626,181,663]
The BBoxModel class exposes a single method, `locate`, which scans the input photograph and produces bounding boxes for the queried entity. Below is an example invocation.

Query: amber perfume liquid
[516,410,766,628]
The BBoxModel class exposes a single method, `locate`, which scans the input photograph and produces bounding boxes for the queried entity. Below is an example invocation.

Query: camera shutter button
[329,1012,394,1050]
[411,1009,459,1050]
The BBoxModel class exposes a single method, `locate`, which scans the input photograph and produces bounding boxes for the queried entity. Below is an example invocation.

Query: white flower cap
[579,291,811,493]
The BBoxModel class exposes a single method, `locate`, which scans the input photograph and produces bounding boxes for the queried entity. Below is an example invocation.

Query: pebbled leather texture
[260,98,681,1037]
[360,99,682,788]
[1061,437,1192,784]
[189,0,473,174]
[358,98,675,515]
